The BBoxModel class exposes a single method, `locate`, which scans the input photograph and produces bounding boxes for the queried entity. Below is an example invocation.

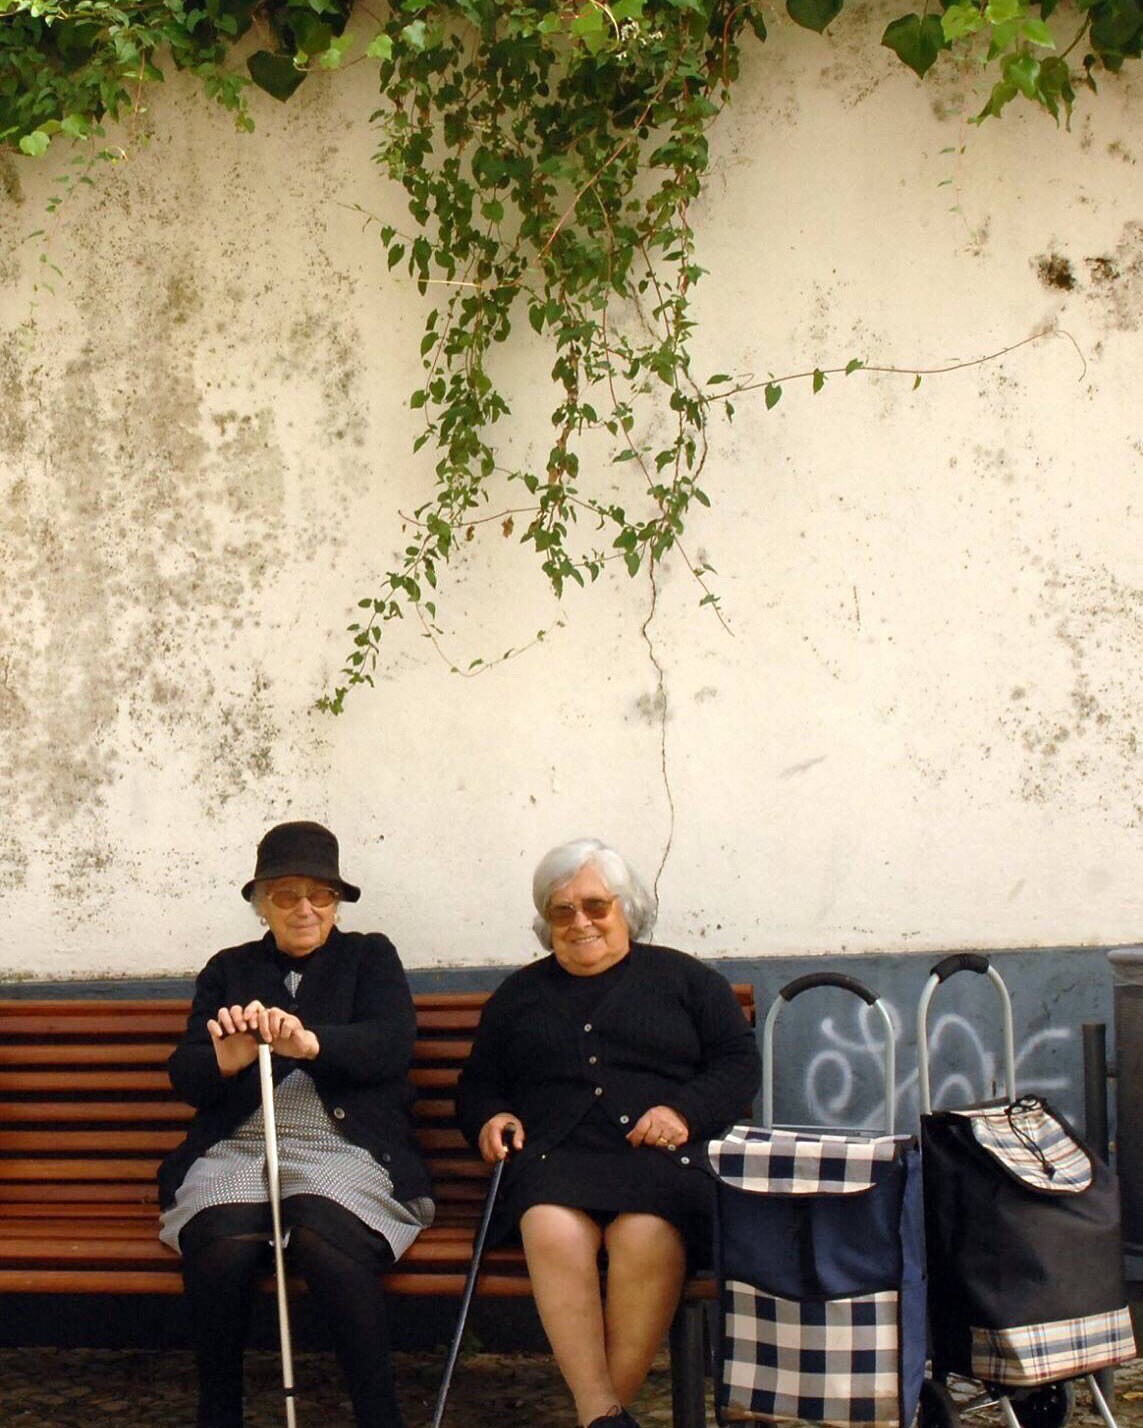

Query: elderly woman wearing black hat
[159,821,432,1428]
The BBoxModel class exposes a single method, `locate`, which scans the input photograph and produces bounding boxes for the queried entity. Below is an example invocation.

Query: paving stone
[0,1348,1139,1426]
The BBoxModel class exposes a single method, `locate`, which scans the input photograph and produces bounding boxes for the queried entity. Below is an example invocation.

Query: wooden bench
[0,986,755,1428]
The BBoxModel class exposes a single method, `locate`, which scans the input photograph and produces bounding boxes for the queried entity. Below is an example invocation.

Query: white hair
[531,838,655,949]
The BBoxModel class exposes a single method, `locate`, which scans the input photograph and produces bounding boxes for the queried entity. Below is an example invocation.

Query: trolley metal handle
[763,973,897,1134]
[930,952,991,982]
[776,972,881,1005]
[917,953,1016,1115]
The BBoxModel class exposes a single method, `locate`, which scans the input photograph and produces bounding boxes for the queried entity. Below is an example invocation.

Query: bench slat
[1,1130,182,1152]
[0,1101,193,1124]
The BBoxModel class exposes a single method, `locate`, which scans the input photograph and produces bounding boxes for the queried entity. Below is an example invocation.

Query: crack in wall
[640,568,676,921]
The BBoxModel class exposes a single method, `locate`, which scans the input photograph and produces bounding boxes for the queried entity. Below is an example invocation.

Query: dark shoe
[584,1411,640,1428]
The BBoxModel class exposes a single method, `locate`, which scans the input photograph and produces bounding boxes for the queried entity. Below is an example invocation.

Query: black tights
[181,1212,403,1428]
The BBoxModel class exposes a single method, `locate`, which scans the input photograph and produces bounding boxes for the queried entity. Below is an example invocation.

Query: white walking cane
[258,1042,298,1428]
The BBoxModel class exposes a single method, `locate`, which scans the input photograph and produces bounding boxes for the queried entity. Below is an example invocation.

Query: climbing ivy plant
[2,0,1139,705]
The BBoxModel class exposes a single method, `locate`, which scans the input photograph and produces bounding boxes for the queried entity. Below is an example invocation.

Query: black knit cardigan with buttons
[158,927,431,1210]
[455,942,761,1165]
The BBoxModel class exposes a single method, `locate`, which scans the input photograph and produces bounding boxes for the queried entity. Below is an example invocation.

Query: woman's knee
[520,1204,604,1259]
[603,1213,686,1267]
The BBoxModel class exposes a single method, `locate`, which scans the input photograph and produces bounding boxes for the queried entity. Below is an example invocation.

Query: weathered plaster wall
[0,6,1140,979]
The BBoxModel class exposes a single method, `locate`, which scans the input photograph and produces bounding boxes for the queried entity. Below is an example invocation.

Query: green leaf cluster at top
[2,0,1136,707]
[878,0,1141,122]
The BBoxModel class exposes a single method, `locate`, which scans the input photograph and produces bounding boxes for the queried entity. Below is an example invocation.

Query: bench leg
[669,1298,708,1428]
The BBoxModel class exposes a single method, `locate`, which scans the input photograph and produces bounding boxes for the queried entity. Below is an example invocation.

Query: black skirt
[494,1122,715,1265]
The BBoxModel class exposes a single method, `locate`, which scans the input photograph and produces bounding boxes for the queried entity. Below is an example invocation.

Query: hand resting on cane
[477,1111,525,1162]
[208,1000,320,1076]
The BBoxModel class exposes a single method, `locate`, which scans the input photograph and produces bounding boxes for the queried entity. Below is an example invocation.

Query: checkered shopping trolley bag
[918,955,1135,1421]
[706,974,926,1428]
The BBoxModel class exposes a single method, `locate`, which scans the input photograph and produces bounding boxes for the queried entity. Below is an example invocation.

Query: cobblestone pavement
[0,1349,1142,1428]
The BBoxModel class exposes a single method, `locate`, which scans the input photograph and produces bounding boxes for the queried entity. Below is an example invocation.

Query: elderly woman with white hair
[456,838,761,1428]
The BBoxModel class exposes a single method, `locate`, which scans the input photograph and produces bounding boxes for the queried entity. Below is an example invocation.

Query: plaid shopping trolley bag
[706,974,926,1428]
[918,954,1135,1428]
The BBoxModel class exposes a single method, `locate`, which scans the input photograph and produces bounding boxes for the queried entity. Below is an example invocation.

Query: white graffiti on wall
[795,1001,1073,1130]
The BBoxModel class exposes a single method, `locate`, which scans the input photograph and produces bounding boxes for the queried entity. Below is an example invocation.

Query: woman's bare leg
[602,1213,687,1405]
[520,1204,620,1424]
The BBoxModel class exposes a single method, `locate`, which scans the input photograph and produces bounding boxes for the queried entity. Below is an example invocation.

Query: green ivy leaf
[1021,17,1056,46]
[787,0,843,32]
[845,358,865,374]
[985,0,1022,24]
[812,368,826,392]
[246,50,308,100]
[1003,50,1042,97]
[882,13,948,76]
[318,32,353,68]
[365,33,393,60]
[941,2,986,41]
[765,382,782,409]
[18,129,51,156]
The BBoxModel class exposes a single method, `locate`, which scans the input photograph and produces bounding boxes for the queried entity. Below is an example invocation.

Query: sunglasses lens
[546,898,613,926]
[268,888,337,910]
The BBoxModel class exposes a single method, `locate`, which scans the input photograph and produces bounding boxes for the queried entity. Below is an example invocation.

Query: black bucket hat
[241,821,362,902]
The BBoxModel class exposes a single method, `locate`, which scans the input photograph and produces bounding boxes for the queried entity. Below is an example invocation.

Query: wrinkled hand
[478,1113,524,1164]
[208,1000,320,1077]
[627,1104,690,1152]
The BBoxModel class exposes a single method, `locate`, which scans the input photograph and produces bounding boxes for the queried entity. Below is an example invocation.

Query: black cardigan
[158,928,431,1209]
[456,942,761,1164]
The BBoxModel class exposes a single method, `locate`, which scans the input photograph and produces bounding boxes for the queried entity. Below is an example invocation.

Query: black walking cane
[430,1127,516,1428]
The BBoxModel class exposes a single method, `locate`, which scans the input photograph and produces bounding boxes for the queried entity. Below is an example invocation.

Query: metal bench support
[669,1297,708,1428]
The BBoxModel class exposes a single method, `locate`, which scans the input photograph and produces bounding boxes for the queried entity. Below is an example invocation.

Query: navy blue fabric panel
[898,1147,927,1425]
[715,1154,910,1299]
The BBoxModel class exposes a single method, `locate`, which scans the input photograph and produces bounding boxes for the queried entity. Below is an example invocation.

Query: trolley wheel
[919,1379,962,1428]
[1007,1380,1076,1428]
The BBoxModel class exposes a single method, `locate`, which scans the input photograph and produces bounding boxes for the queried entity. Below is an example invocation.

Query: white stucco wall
[1,6,1140,980]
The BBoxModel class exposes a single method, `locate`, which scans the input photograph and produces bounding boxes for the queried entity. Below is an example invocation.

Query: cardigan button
[381,1152,392,1164]
[333,1107,346,1120]
[681,1156,691,1166]
[594,1086,603,1096]
[584,1023,592,1032]
[588,1055,598,1065]
[619,1115,630,1125]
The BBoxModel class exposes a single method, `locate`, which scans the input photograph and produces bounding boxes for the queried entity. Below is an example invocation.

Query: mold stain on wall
[0,225,306,886]
[999,559,1143,824]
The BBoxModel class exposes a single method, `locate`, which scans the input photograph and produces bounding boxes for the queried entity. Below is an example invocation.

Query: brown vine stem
[714,324,1086,401]
[413,603,565,676]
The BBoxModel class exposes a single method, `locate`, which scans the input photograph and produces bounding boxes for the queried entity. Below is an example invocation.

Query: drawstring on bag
[1006,1095,1056,1180]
